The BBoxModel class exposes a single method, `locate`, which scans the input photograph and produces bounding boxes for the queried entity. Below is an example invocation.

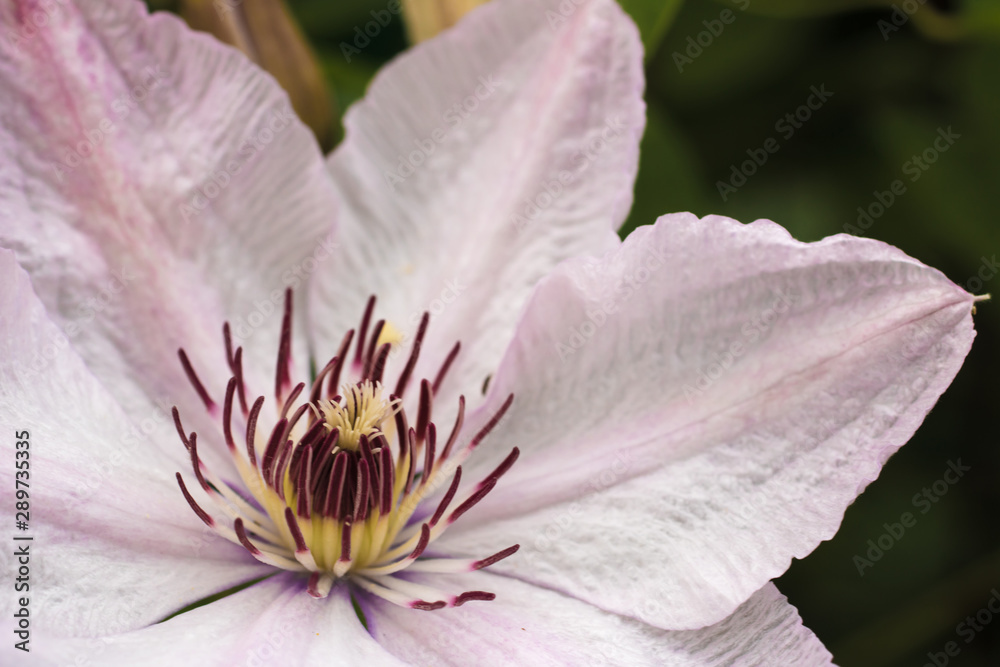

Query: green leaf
[316,47,383,145]
[620,104,711,237]
[911,0,1000,41]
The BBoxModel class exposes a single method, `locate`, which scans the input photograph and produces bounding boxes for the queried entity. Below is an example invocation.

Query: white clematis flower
[0,0,976,664]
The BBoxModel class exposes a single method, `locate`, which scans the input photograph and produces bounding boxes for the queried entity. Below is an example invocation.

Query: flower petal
[311,0,644,408]
[441,213,975,629]
[29,575,405,667]
[0,0,338,472]
[364,573,832,666]
[0,251,270,641]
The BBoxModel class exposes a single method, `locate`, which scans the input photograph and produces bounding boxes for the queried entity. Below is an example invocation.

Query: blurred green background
[154,0,1000,663]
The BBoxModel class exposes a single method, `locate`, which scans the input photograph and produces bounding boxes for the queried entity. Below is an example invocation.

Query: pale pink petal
[30,575,405,667]
[365,573,832,666]
[439,213,975,629]
[0,251,270,642]
[311,0,644,410]
[0,0,338,474]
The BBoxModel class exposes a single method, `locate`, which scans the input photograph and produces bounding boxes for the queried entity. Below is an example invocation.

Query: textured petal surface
[365,574,832,666]
[311,0,645,411]
[0,0,338,474]
[0,251,269,651]
[441,213,975,629]
[31,575,405,667]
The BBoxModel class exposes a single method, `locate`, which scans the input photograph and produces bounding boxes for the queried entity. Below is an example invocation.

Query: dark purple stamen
[234,517,260,555]
[280,382,306,421]
[404,428,417,494]
[454,591,496,606]
[176,473,214,527]
[326,451,348,518]
[260,418,288,482]
[394,312,429,397]
[421,423,437,487]
[285,507,309,552]
[354,295,376,366]
[412,600,447,611]
[222,378,237,452]
[275,288,294,401]
[177,348,215,412]
[245,396,265,467]
[327,329,355,400]
[272,441,296,502]
[307,572,325,598]
[468,394,514,451]
[363,319,385,378]
[430,466,462,527]
[448,479,496,525]
[309,428,341,496]
[354,459,370,522]
[379,446,394,514]
[415,379,432,443]
[473,544,520,570]
[477,447,520,492]
[296,452,313,518]
[432,341,461,396]
[339,517,353,565]
[172,406,191,451]
[439,396,465,461]
[232,348,248,415]
[370,343,391,385]
[410,523,431,559]
[187,432,210,491]
[223,323,248,415]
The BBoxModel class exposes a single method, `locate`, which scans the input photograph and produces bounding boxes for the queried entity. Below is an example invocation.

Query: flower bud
[180,0,335,151]
[401,0,488,43]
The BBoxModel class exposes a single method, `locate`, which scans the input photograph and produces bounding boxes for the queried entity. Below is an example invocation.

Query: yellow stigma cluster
[315,381,400,452]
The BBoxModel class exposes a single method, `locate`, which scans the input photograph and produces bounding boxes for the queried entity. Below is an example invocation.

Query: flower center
[316,381,398,452]
[173,291,517,608]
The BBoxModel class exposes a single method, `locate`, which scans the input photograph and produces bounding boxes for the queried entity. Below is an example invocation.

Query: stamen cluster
[174,291,517,608]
